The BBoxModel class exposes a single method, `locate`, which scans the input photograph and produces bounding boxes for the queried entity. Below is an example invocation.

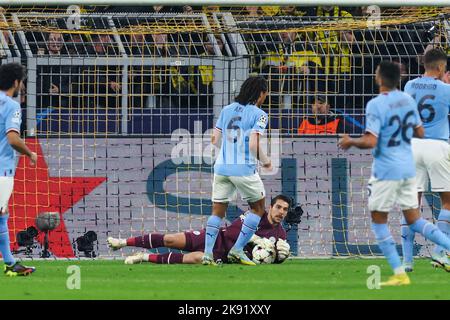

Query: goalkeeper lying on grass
[107,194,292,265]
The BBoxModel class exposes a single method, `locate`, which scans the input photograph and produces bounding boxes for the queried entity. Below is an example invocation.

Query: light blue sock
[204,215,223,255]
[433,209,450,255]
[371,223,403,273]
[233,211,261,252]
[0,215,15,266]
[400,216,415,265]
[409,217,450,253]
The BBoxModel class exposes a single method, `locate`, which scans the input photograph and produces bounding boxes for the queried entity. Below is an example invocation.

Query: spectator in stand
[244,6,260,18]
[260,6,280,16]
[230,5,305,16]
[298,95,348,135]
[89,33,118,56]
[259,31,321,109]
[167,34,223,110]
[127,32,152,109]
[279,6,307,16]
[183,5,194,14]
[309,6,355,109]
[192,35,226,108]
[0,9,19,59]
[126,32,151,56]
[66,33,87,55]
[47,32,64,56]
[63,33,88,118]
[98,5,181,13]
[143,32,176,109]
[150,33,177,57]
[311,6,354,74]
[150,6,180,13]
[202,6,220,15]
[37,32,72,111]
[83,33,120,110]
[204,35,226,56]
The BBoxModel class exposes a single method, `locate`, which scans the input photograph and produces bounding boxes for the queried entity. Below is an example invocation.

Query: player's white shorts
[367,177,418,212]
[212,173,265,203]
[0,177,14,214]
[412,138,450,192]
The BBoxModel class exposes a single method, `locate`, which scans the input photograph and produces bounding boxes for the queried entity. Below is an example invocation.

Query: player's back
[0,92,21,176]
[366,90,422,180]
[404,76,450,141]
[214,102,268,177]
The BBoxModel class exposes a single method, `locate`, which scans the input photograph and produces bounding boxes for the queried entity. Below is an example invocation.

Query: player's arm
[212,110,224,147]
[7,131,37,165]
[340,101,380,150]
[211,128,222,147]
[411,98,424,139]
[249,132,271,168]
[338,132,377,150]
[5,105,37,165]
[413,125,424,138]
[249,111,271,168]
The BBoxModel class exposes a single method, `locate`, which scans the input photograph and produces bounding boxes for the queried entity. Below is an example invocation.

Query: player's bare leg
[125,251,212,265]
[227,197,266,266]
[108,232,187,251]
[440,192,450,212]
[183,252,206,264]
[163,233,187,249]
[202,202,227,266]
[249,198,266,217]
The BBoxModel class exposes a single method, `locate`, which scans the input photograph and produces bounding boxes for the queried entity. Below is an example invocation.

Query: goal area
[2,4,447,258]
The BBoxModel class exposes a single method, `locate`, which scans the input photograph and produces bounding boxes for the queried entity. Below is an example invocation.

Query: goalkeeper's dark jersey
[184,211,287,262]
[215,211,287,262]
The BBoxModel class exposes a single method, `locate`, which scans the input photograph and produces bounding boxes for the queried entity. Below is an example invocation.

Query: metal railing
[0,11,447,136]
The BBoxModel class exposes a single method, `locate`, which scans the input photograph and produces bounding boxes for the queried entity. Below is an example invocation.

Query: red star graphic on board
[7,138,106,257]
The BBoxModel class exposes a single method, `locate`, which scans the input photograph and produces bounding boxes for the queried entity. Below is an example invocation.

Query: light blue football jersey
[365,90,422,180]
[404,76,450,141]
[214,102,268,177]
[0,92,21,177]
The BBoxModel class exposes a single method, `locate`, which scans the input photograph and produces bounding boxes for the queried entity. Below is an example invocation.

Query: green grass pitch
[0,258,449,300]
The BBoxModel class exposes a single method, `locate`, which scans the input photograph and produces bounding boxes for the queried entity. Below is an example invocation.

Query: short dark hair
[270,194,291,209]
[235,76,268,105]
[423,48,448,70]
[314,95,328,104]
[0,63,26,91]
[377,61,400,89]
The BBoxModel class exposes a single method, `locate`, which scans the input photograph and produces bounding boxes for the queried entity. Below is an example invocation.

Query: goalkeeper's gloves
[275,239,291,263]
[249,234,275,249]
[249,234,262,245]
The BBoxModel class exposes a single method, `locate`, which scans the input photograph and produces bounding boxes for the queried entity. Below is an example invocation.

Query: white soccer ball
[251,244,276,264]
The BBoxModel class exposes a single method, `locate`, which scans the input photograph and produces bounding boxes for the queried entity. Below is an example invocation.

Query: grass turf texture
[0,258,449,300]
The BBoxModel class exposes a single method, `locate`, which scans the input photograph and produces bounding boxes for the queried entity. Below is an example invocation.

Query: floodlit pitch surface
[0,259,449,299]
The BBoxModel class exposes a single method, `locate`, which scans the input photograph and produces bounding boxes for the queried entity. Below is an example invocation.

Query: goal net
[3,4,448,258]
